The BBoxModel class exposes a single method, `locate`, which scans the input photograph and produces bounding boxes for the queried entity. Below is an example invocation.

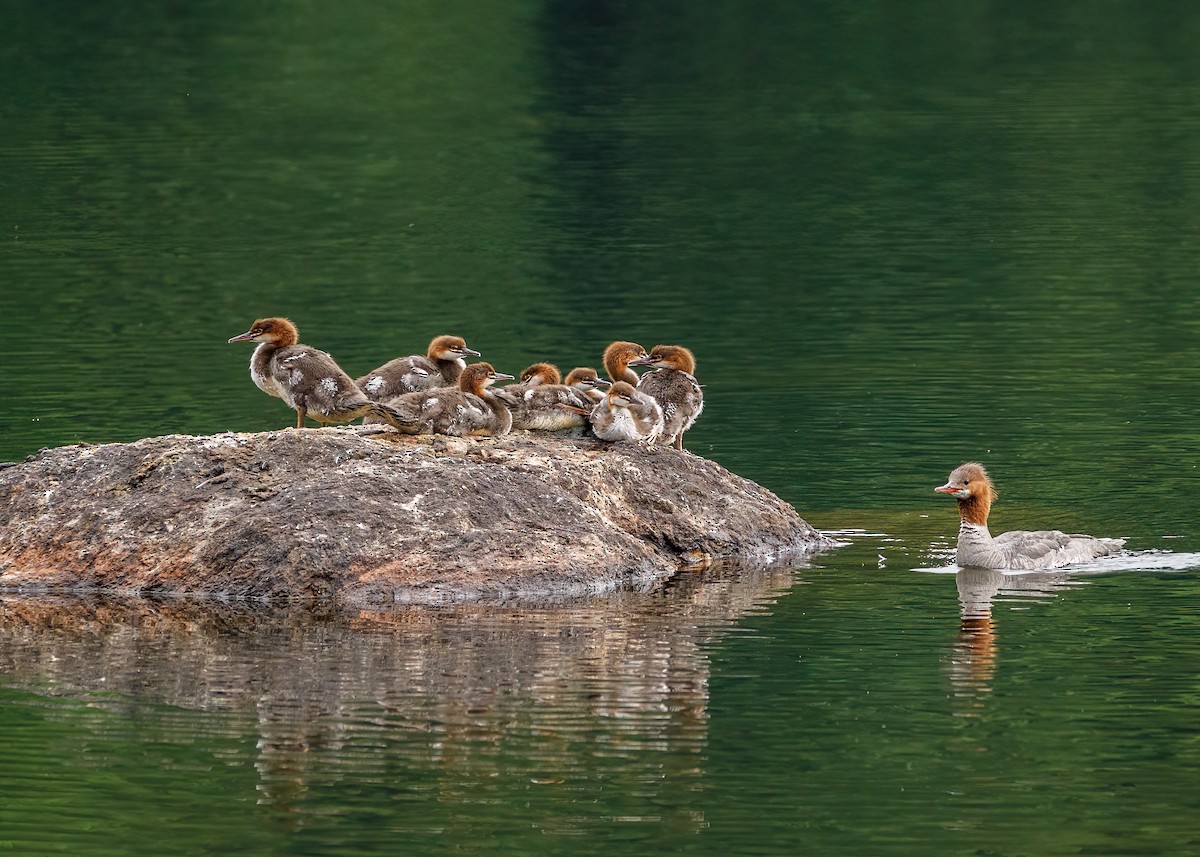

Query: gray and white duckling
[629,345,703,450]
[357,334,481,400]
[383,362,515,437]
[588,381,664,444]
[228,317,406,430]
[495,362,595,431]
[564,367,611,405]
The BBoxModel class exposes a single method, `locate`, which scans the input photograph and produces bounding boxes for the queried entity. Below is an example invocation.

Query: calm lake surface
[3,2,1200,854]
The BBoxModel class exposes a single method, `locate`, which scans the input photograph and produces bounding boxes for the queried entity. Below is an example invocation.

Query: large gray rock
[0,428,833,604]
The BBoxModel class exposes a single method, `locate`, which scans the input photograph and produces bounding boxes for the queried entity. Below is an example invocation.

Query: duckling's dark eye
[963,479,970,485]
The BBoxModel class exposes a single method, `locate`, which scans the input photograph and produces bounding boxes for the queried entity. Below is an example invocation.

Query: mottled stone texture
[0,428,831,604]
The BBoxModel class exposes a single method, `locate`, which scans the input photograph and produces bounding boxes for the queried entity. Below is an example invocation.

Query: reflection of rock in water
[948,568,1081,714]
[0,559,802,831]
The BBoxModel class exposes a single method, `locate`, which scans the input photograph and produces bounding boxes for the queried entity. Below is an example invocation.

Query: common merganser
[602,341,649,385]
[564,367,611,405]
[494,363,595,431]
[589,381,664,444]
[383,362,515,437]
[228,317,405,430]
[935,462,1125,569]
[357,335,481,400]
[629,345,703,450]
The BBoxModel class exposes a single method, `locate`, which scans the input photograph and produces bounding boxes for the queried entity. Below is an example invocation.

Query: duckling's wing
[273,348,366,415]
[356,355,438,398]
[382,389,435,424]
[638,369,703,434]
[492,385,525,408]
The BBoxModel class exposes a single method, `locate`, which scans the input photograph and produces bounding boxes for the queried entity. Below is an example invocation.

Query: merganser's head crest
[565,367,611,389]
[628,344,697,374]
[935,462,993,500]
[459,362,515,393]
[935,462,997,526]
[607,381,638,407]
[228,317,300,346]
[519,362,562,386]
[428,335,480,361]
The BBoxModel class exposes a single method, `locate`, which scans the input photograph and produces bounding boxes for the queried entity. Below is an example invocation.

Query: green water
[3,1,1200,854]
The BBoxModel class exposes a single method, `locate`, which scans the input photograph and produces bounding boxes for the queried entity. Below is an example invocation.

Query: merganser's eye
[963,479,970,485]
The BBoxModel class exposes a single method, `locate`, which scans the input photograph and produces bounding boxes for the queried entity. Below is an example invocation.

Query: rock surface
[0,428,833,604]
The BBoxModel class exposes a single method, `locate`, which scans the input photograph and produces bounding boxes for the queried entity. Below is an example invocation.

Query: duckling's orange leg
[674,435,683,451]
[295,407,306,429]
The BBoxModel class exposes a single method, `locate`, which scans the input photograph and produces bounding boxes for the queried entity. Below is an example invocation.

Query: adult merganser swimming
[589,381,664,444]
[357,335,481,400]
[602,341,650,385]
[564,367,611,405]
[935,462,1125,569]
[494,363,595,431]
[629,345,703,450]
[383,362,515,437]
[228,317,405,429]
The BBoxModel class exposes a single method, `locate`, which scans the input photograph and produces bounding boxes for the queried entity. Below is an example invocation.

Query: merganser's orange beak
[627,355,656,367]
[934,483,958,494]
[583,377,612,388]
[457,346,482,357]
[228,329,258,343]
[491,371,515,381]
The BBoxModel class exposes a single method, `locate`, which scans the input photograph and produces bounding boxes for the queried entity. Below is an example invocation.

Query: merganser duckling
[629,345,703,450]
[228,317,406,430]
[564,367,611,405]
[516,362,561,387]
[602,341,650,385]
[383,362,515,437]
[935,462,1125,569]
[589,381,664,444]
[494,363,595,431]
[493,362,560,408]
[356,335,481,400]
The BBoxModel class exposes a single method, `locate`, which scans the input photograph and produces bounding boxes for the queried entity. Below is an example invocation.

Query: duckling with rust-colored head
[228,317,407,430]
[383,362,515,437]
[494,362,595,431]
[589,381,664,444]
[564,367,611,405]
[602,341,649,386]
[629,344,703,450]
[357,334,481,400]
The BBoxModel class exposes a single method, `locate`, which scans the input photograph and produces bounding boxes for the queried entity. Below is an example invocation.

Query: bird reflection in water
[948,568,1080,715]
[0,558,806,837]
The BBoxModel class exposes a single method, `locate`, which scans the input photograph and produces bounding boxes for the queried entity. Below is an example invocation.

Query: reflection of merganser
[602,341,649,385]
[357,335,480,400]
[494,363,595,431]
[564,367,611,405]
[228,317,405,429]
[383,362,514,437]
[629,345,703,450]
[589,382,664,443]
[935,462,1125,569]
